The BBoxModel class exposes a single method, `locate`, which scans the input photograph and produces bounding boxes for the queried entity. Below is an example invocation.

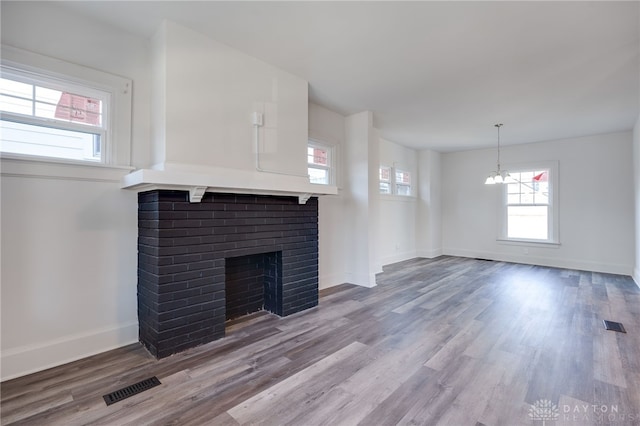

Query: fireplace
[137,190,319,358]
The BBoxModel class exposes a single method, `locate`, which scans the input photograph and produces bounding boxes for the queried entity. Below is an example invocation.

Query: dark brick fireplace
[137,190,319,358]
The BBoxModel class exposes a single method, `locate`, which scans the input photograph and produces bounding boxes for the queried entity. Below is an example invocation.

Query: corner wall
[633,116,640,285]
[417,149,442,258]
[378,138,419,265]
[309,103,347,289]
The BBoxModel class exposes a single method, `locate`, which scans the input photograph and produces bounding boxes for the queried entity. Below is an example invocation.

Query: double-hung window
[379,165,413,196]
[1,67,109,163]
[502,163,558,243]
[307,140,334,185]
[0,46,132,167]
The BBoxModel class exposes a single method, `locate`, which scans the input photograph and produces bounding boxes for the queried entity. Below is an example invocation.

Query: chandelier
[484,123,512,184]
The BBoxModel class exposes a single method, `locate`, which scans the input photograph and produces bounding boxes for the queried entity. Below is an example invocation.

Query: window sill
[496,238,560,248]
[0,154,134,183]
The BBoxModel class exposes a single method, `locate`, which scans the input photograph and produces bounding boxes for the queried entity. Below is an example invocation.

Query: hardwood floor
[2,256,640,425]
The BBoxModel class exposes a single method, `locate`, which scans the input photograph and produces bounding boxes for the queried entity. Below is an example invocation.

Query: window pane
[380,182,391,194]
[507,206,548,240]
[521,187,535,204]
[507,169,549,206]
[35,101,57,119]
[397,184,411,196]
[380,166,390,182]
[0,94,32,115]
[507,194,520,204]
[396,170,410,184]
[0,78,32,99]
[53,93,102,126]
[35,86,62,104]
[0,119,101,162]
[308,167,329,184]
[308,146,328,166]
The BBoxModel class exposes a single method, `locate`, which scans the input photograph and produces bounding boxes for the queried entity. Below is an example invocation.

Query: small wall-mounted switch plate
[252,112,263,126]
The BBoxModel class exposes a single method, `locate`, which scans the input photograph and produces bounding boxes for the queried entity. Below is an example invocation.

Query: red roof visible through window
[533,171,548,182]
[55,92,101,126]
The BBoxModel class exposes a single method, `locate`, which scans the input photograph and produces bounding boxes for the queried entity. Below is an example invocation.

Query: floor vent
[603,320,626,333]
[103,376,161,406]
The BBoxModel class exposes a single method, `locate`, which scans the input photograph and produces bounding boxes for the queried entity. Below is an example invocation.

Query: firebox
[225,251,281,321]
[137,190,319,358]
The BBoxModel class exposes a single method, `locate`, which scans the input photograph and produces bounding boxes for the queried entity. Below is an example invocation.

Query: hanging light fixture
[484,123,512,184]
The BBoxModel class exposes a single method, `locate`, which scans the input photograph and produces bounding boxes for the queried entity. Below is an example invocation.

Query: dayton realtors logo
[529,399,637,424]
[529,399,559,425]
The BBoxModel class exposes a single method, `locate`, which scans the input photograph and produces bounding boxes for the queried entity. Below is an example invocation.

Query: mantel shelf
[121,168,338,204]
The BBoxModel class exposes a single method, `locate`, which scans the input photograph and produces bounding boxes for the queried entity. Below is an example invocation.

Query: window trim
[498,160,559,245]
[0,45,132,167]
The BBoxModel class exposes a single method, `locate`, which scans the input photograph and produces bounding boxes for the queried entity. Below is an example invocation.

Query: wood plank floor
[3,256,640,425]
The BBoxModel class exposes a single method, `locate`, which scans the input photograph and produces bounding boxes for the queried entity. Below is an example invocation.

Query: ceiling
[57,1,639,152]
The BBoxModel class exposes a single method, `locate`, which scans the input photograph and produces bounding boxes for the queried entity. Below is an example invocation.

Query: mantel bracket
[189,186,207,203]
[298,193,312,204]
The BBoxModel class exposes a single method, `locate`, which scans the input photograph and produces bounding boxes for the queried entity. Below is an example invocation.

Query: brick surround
[137,190,319,358]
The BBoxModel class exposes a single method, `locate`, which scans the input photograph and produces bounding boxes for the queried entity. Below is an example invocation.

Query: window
[379,164,412,196]
[307,140,334,185]
[379,165,392,194]
[501,163,558,243]
[1,67,109,163]
[0,46,132,167]
[395,169,411,196]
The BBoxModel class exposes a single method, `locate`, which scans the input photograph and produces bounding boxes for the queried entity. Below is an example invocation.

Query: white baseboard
[443,248,633,276]
[318,272,347,290]
[416,248,443,259]
[634,267,640,289]
[1,322,138,382]
[380,250,418,267]
[343,271,377,288]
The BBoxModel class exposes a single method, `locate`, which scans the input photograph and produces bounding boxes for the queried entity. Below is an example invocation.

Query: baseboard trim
[380,251,418,267]
[416,248,443,259]
[1,322,138,382]
[633,267,640,289]
[318,273,347,290]
[443,248,633,276]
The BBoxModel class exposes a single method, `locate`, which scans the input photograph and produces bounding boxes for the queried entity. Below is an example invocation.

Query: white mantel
[121,167,338,204]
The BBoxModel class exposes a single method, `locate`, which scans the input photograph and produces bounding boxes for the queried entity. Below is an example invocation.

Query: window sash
[500,163,558,244]
[307,141,334,185]
[0,66,110,163]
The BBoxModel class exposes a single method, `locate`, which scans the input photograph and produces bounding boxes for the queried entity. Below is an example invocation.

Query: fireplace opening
[225,251,282,321]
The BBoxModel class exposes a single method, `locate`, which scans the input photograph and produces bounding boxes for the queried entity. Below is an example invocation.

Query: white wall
[153,21,309,179]
[417,149,442,258]
[378,138,419,265]
[343,112,376,287]
[633,3,640,287]
[308,103,347,289]
[0,1,150,380]
[442,132,635,275]
[633,116,640,285]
